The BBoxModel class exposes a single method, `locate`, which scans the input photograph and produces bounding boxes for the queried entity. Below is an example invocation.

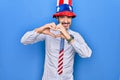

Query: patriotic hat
[53,0,76,18]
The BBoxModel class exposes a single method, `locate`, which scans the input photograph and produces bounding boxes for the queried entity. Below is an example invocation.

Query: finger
[56,28,62,32]
[49,25,56,31]
[56,24,61,31]
[57,23,63,27]
[56,23,64,30]
[49,22,57,30]
[56,23,61,28]
[48,32,56,38]
[51,22,56,28]
[55,34,65,39]
[55,34,61,37]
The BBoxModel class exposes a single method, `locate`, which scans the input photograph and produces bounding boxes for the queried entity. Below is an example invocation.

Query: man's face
[57,16,72,29]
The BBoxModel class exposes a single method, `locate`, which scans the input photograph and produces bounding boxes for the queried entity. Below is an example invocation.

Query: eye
[59,16,65,18]
[67,16,72,19]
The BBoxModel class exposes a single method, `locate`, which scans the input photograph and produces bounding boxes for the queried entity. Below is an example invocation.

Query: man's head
[53,0,76,29]
[56,16,72,29]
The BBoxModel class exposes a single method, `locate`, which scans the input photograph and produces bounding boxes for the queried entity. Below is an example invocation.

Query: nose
[63,17,68,23]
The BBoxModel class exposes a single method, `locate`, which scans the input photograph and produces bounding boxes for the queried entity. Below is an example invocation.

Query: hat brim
[53,11,76,18]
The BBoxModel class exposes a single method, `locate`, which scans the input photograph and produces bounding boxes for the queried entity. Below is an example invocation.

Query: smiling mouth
[62,22,70,26]
[61,22,70,25]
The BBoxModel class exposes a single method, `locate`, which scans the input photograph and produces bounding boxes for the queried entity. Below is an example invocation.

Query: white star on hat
[57,7,60,12]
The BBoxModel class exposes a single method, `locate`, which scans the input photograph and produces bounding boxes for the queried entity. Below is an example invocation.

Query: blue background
[0,0,120,80]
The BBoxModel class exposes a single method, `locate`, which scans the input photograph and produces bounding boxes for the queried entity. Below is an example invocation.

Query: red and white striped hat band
[57,0,72,6]
[53,0,76,18]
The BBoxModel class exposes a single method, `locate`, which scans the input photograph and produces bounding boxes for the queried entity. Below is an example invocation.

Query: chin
[63,25,67,27]
[64,27,69,29]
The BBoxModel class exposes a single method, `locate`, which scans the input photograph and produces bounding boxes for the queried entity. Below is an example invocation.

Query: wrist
[36,25,47,33]
[66,35,74,43]
[35,27,43,34]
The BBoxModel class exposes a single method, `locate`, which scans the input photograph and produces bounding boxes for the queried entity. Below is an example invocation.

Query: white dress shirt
[21,29,92,80]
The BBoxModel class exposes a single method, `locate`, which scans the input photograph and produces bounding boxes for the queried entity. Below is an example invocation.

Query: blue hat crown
[56,4,73,13]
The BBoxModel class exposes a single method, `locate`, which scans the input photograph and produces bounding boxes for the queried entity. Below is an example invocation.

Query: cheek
[69,19,72,22]
[58,19,62,23]
[69,20,72,24]
[59,19,64,22]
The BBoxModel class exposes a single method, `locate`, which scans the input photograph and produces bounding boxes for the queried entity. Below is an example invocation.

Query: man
[21,0,92,80]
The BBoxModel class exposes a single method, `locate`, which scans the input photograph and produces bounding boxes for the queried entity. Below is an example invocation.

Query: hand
[35,22,57,37]
[56,23,71,40]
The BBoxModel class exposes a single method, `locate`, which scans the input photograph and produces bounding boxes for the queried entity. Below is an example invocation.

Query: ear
[56,16,59,20]
[56,17,60,23]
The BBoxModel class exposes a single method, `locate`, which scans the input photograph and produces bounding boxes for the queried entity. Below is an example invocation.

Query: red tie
[58,38,64,75]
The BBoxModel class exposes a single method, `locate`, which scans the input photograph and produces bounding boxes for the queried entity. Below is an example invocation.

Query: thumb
[47,32,56,38]
[55,34,65,39]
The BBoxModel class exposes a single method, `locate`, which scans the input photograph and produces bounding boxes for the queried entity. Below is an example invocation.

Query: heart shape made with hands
[44,23,68,39]
[35,22,70,39]
[48,23,67,39]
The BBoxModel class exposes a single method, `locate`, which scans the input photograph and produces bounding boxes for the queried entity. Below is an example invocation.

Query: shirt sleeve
[71,33,92,58]
[21,30,46,45]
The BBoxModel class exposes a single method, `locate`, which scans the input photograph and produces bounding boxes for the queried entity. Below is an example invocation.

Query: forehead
[58,15,72,18]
